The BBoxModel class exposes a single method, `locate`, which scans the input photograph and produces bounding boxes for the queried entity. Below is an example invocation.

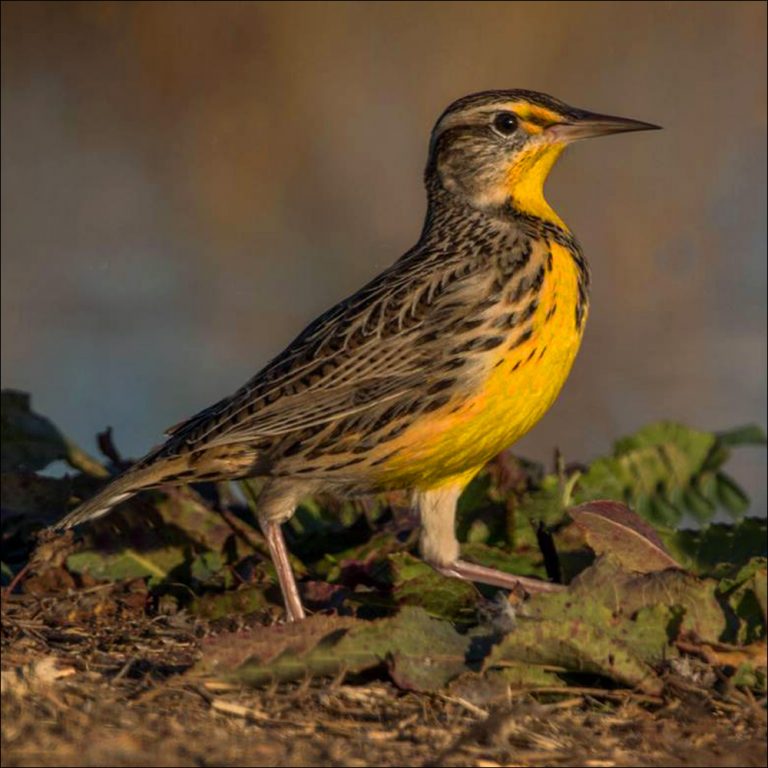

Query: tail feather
[51,457,187,531]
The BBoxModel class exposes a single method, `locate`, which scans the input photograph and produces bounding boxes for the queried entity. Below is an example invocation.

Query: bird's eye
[493,112,518,136]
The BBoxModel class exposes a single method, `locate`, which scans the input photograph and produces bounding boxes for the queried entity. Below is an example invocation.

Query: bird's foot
[432,559,564,594]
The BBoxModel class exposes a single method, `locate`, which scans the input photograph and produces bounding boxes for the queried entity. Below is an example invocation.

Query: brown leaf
[676,638,768,669]
[194,613,359,675]
[22,566,77,595]
[568,500,681,573]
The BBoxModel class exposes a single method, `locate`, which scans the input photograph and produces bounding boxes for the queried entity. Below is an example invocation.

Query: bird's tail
[51,456,188,531]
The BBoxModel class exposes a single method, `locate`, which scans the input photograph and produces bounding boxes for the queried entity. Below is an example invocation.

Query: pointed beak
[549,110,661,142]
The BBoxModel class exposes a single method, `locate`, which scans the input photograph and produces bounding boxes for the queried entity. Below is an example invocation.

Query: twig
[508,685,664,706]
[112,655,138,683]
[65,440,109,478]
[96,426,126,467]
[3,561,33,597]
[437,693,490,719]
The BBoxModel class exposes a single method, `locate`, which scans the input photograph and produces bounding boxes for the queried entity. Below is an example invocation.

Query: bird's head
[427,89,659,224]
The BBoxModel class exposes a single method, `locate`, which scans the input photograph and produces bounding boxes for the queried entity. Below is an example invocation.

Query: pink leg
[416,482,564,596]
[433,560,564,594]
[262,520,305,622]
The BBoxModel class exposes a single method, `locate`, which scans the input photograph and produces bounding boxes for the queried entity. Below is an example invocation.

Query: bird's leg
[259,517,305,622]
[254,482,311,622]
[416,482,564,595]
[432,559,564,594]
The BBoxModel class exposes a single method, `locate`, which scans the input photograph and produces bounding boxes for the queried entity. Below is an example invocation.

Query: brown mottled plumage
[53,90,659,620]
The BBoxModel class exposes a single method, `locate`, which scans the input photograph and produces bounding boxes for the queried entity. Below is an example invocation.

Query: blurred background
[2,2,766,513]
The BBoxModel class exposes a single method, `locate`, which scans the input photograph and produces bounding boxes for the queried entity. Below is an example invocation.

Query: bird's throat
[504,143,566,227]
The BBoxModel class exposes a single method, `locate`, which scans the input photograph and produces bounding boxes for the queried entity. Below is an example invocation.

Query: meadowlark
[53,90,658,620]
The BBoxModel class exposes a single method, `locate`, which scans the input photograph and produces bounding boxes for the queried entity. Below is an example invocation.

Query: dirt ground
[2,587,766,768]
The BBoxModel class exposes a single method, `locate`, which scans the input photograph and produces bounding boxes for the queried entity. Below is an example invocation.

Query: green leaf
[189,584,271,620]
[716,424,767,446]
[571,556,725,643]
[66,545,185,585]
[717,558,767,643]
[730,662,767,693]
[660,518,768,577]
[459,541,546,579]
[65,487,265,588]
[189,551,227,584]
[715,473,751,516]
[208,607,470,693]
[312,529,416,582]
[386,552,478,622]
[1,561,14,586]
[457,474,509,545]
[485,555,728,693]
[487,612,664,694]
[516,421,764,529]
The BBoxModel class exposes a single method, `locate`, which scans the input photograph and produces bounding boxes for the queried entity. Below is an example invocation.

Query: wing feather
[163,261,440,447]
[161,230,506,452]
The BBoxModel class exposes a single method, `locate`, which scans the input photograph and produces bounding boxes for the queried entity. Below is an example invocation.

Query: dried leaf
[1,390,106,476]
[568,500,681,572]
[195,613,359,674]
[0,472,73,522]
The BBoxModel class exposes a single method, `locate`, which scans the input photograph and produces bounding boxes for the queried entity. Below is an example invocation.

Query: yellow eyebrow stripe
[505,102,562,126]
[520,119,545,135]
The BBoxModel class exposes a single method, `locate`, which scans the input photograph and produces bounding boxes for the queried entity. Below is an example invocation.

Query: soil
[2,586,766,768]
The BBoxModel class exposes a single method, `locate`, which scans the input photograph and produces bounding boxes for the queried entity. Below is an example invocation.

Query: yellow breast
[377,240,586,489]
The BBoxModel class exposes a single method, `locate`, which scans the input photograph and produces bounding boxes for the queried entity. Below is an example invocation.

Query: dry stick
[437,693,490,719]
[112,655,138,683]
[66,441,110,478]
[513,685,664,705]
[3,561,33,597]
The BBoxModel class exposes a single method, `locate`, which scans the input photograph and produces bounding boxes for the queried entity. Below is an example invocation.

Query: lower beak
[549,111,661,141]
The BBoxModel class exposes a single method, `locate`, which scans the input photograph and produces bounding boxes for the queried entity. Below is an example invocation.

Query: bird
[52,90,659,621]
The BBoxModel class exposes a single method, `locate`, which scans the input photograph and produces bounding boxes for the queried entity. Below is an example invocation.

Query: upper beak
[549,110,661,141]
